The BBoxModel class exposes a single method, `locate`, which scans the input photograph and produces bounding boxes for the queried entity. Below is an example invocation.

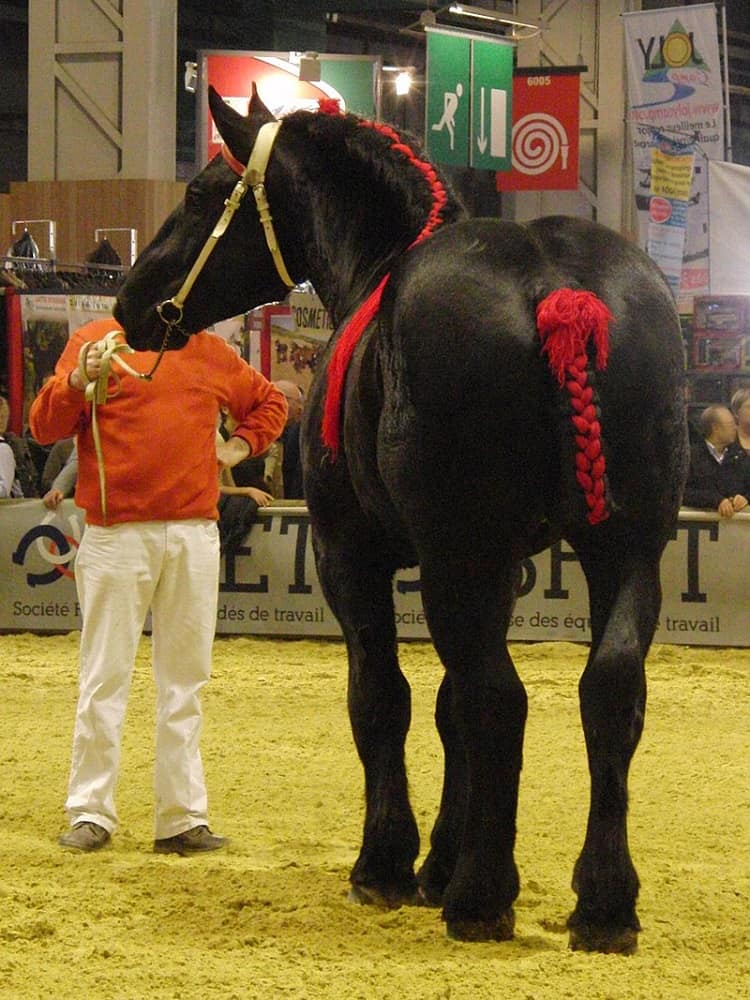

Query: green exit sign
[425,28,514,170]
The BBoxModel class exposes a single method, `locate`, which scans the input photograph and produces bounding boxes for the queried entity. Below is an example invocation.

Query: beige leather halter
[156,120,295,333]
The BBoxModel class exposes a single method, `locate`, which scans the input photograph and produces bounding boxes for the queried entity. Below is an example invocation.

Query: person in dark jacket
[274,380,305,500]
[683,404,750,517]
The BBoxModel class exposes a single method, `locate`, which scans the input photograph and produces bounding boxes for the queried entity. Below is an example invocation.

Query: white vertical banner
[708,160,750,294]
[624,4,724,310]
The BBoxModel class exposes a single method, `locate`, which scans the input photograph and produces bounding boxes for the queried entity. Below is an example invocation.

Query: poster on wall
[198,51,381,165]
[247,290,332,394]
[19,294,117,419]
[646,132,696,299]
[495,67,582,192]
[623,3,724,311]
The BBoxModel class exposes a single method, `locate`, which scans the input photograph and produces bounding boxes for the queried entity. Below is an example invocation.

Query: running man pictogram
[431,82,464,150]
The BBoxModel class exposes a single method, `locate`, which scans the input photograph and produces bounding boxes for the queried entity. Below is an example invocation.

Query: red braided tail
[536,288,614,526]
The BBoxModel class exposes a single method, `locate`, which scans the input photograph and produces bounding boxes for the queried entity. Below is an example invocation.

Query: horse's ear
[248,81,275,122]
[208,86,249,153]
[208,84,276,161]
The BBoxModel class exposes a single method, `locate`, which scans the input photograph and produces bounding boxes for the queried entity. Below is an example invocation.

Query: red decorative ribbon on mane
[319,102,449,457]
[536,288,613,525]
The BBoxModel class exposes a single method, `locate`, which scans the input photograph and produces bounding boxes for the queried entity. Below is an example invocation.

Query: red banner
[495,68,582,192]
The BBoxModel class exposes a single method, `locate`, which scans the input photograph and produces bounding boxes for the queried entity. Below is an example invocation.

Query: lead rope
[77,328,170,524]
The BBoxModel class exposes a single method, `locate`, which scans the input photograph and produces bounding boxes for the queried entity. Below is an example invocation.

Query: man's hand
[718,497,735,518]
[732,494,749,512]
[216,435,251,469]
[244,487,273,506]
[68,341,107,391]
[43,489,64,510]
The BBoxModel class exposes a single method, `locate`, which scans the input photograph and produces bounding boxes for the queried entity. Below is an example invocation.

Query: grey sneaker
[154,825,228,856]
[58,821,111,852]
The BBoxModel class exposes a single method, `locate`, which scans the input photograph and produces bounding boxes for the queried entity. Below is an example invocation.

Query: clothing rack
[11,219,57,261]
[1,255,126,292]
[94,228,138,266]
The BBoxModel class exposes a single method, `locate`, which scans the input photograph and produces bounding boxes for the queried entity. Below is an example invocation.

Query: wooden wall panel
[0,195,11,256]
[3,179,185,265]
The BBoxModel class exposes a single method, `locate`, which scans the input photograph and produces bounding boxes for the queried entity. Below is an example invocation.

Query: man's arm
[216,435,250,469]
[223,359,288,459]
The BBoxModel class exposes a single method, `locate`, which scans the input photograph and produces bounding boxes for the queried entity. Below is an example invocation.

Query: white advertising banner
[708,159,750,294]
[624,4,724,310]
[1,501,747,646]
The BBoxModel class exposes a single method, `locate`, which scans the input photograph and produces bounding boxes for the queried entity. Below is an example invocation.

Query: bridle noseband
[156,120,295,337]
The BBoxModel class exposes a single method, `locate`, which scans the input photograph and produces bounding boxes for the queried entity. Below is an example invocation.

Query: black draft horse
[115,87,688,951]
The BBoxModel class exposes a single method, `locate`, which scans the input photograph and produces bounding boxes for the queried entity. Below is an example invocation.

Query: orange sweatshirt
[29,318,288,526]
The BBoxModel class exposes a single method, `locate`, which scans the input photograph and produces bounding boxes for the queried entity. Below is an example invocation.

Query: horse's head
[115,85,299,351]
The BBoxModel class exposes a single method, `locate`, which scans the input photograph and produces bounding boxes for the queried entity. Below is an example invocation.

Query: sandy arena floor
[0,632,748,999]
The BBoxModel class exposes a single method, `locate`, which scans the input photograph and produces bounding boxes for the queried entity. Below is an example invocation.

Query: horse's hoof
[347,883,418,909]
[568,923,639,955]
[415,883,443,908]
[445,907,515,942]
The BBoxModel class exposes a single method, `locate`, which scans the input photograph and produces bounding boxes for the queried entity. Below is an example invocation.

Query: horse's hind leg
[313,536,419,908]
[416,671,467,906]
[566,528,664,954]
[419,551,528,941]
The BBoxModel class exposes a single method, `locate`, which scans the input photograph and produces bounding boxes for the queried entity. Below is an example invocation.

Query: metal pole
[720,0,733,162]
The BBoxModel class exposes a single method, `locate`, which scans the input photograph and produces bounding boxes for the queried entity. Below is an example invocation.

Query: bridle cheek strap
[236,124,296,289]
[156,120,294,330]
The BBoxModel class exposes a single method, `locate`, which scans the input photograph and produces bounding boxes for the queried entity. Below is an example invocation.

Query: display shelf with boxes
[685,294,750,428]
[690,294,750,372]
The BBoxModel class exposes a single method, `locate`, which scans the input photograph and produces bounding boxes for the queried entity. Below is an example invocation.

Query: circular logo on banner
[649,197,672,224]
[662,31,693,68]
[511,113,569,176]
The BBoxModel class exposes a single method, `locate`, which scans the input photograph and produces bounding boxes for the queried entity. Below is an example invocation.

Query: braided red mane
[319,102,449,457]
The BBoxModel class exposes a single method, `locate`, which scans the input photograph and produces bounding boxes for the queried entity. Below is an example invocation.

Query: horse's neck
[302,211,410,329]
[280,123,429,327]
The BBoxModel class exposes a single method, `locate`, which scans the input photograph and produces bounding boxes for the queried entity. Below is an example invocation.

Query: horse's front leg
[314,534,419,908]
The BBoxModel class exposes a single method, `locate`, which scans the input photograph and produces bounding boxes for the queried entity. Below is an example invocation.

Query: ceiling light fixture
[447,5,543,37]
[400,5,544,40]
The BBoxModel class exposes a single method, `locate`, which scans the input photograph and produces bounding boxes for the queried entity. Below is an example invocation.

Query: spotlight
[395,71,412,96]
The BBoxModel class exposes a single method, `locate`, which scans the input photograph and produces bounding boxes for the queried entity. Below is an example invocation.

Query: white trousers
[66,519,220,839]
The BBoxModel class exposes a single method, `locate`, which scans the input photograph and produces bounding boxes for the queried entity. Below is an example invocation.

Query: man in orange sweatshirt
[30,318,287,854]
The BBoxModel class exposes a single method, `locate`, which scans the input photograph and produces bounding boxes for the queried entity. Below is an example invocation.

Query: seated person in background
[273,379,305,499]
[0,396,23,498]
[41,435,75,493]
[43,439,78,510]
[683,404,750,517]
[730,387,750,455]
[217,410,273,556]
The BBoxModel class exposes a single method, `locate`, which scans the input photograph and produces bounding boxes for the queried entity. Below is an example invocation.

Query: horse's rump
[370,215,683,531]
